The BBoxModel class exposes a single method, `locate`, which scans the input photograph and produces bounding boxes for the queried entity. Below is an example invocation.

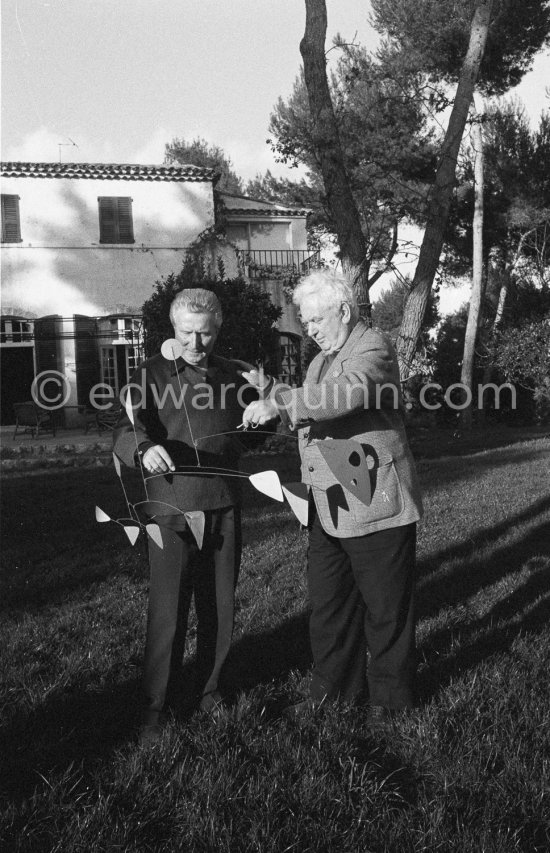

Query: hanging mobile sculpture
[96,338,377,545]
[95,338,303,550]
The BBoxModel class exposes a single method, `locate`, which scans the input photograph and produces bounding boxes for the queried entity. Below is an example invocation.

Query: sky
[3,0,548,178]
[1,0,379,178]
[2,0,549,311]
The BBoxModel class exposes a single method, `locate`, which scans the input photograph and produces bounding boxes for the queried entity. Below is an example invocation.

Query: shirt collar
[169,356,220,378]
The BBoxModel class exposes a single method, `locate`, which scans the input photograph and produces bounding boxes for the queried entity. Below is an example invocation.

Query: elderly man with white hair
[242,268,423,722]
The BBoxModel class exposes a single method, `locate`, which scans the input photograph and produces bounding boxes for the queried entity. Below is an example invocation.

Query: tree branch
[368,220,399,286]
[396,0,495,377]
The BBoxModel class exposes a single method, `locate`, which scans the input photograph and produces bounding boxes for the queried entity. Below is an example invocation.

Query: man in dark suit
[114,288,254,744]
[242,269,423,721]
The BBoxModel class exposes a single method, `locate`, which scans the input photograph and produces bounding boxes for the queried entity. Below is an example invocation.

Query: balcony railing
[237,249,321,280]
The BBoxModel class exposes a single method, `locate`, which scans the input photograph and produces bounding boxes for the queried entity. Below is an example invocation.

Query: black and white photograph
[1,1,550,850]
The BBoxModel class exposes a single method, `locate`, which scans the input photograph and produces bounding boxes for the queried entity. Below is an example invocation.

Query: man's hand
[142,445,176,474]
[242,399,279,427]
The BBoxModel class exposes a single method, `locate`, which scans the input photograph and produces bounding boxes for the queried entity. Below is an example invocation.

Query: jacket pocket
[351,457,404,524]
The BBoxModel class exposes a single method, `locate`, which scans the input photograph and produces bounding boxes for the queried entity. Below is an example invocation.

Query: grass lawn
[1,434,549,852]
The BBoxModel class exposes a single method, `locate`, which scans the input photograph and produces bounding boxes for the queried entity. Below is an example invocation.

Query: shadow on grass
[0,535,150,614]
[223,611,312,698]
[417,496,550,701]
[417,495,550,611]
[408,423,550,461]
[417,442,550,496]
[165,611,313,725]
[0,674,141,804]
[230,496,550,712]
[0,466,146,612]
[0,608,314,807]
[2,444,549,810]
[418,556,550,702]
[6,515,548,812]
[1,442,546,612]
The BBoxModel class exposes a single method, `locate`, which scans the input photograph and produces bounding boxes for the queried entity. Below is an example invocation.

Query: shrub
[141,255,282,370]
[494,318,550,423]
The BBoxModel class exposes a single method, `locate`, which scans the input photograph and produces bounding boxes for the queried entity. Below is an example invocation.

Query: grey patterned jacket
[276,320,423,538]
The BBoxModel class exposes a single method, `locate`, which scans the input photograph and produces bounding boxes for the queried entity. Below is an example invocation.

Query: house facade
[0,162,315,426]
[218,192,316,387]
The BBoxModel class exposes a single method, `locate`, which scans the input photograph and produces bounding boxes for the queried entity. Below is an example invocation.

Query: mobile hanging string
[162,338,202,469]
[122,383,150,502]
[100,339,288,550]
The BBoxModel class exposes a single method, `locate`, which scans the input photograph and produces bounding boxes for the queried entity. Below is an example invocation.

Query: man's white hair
[293,268,359,321]
[170,288,223,329]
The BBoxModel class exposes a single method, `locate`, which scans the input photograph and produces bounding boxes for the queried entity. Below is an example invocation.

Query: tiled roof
[224,206,310,217]
[0,162,216,182]
[219,191,310,217]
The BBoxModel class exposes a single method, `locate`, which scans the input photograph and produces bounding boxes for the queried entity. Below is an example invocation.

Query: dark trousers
[142,506,241,713]
[307,512,417,709]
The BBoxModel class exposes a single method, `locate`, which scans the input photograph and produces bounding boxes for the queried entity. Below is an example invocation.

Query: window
[126,344,142,375]
[1,195,21,242]
[106,316,142,342]
[279,333,302,387]
[98,196,134,244]
[123,318,141,340]
[100,344,142,395]
[101,347,117,391]
[0,318,33,343]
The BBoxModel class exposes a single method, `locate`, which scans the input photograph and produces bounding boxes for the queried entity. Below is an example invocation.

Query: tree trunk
[300,0,370,313]
[482,223,532,388]
[460,112,485,429]
[492,275,508,329]
[481,272,507,394]
[396,0,494,378]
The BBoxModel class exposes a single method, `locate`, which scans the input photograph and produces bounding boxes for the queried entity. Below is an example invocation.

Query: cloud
[1,127,117,163]
[128,127,171,165]
[2,126,178,166]
[2,127,69,162]
[225,136,308,184]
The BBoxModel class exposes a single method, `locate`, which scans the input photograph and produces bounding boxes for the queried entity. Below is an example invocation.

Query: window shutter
[1,195,21,242]
[117,197,134,243]
[98,197,134,243]
[98,197,118,243]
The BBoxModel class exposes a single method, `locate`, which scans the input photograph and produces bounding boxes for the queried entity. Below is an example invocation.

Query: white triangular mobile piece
[282,483,310,526]
[146,524,164,549]
[123,389,135,426]
[95,506,111,523]
[184,511,205,550]
[112,452,122,477]
[249,470,284,502]
[123,525,141,546]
